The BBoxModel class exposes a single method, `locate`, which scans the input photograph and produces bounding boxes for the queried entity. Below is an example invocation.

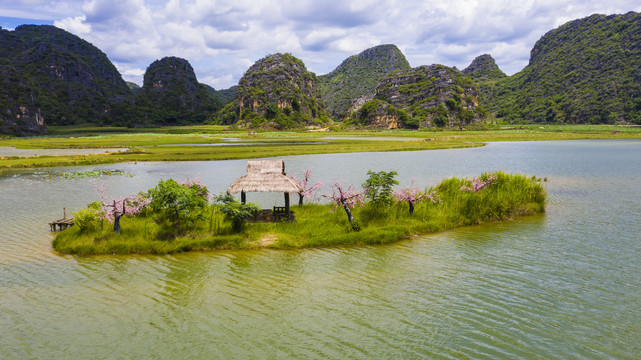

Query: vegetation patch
[53,171,547,255]
[3,125,641,169]
[50,169,134,179]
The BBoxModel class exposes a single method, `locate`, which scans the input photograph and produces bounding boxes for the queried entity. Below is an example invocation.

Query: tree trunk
[114,213,121,233]
[343,204,354,223]
[298,193,304,206]
[409,201,414,215]
[113,200,126,233]
[175,205,180,232]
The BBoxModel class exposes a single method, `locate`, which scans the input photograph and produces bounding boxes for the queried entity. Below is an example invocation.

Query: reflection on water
[1,140,641,359]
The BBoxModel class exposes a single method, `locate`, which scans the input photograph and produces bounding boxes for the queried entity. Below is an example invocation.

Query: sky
[1,0,640,90]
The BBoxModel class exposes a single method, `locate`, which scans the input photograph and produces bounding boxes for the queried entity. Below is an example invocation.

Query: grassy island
[53,171,546,255]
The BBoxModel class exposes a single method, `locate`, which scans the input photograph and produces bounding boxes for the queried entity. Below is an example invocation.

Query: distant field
[1,124,640,169]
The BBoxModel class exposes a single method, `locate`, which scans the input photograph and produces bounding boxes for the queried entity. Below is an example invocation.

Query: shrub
[215,193,260,232]
[73,201,102,233]
[148,179,209,234]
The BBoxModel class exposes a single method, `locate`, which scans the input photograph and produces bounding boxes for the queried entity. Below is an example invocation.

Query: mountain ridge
[319,44,411,116]
[484,11,641,124]
[3,11,641,135]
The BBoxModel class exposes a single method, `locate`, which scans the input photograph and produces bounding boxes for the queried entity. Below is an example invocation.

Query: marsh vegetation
[53,171,546,255]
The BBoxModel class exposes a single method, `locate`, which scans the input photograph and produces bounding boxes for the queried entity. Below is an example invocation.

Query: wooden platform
[49,218,74,231]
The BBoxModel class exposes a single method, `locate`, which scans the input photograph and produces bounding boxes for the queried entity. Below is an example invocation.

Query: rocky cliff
[0,66,45,135]
[319,44,411,116]
[215,53,328,129]
[345,64,485,129]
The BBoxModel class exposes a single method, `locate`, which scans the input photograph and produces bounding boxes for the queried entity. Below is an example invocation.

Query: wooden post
[63,207,66,219]
[284,192,290,214]
[241,191,246,204]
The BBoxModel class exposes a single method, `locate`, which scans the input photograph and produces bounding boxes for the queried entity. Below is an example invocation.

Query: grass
[53,171,547,255]
[3,124,641,169]
[0,138,482,169]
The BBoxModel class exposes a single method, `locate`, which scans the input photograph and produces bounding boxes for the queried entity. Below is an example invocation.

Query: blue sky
[2,0,640,89]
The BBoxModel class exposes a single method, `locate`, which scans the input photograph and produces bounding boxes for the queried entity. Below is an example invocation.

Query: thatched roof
[227,160,302,194]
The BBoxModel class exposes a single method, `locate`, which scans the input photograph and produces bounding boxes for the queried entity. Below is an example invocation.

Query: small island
[52,164,546,255]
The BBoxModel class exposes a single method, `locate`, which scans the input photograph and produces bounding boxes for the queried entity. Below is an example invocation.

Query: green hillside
[487,12,641,124]
[212,53,329,129]
[345,64,485,129]
[319,44,411,116]
[1,25,130,133]
[101,57,222,127]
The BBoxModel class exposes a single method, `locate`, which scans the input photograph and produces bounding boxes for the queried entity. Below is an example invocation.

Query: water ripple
[2,140,641,359]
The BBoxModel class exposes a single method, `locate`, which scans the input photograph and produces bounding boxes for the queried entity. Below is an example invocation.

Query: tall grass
[53,171,546,255]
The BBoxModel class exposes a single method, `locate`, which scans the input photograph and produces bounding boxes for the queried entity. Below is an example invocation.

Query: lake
[1,140,640,359]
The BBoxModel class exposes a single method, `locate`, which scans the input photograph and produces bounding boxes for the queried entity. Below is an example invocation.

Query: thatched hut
[227,160,301,215]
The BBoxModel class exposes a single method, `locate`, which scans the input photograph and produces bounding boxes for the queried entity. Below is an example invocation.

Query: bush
[435,171,546,225]
[148,179,209,234]
[73,201,102,233]
[215,193,260,232]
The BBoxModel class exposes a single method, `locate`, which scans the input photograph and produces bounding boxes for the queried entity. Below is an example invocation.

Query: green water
[1,140,640,359]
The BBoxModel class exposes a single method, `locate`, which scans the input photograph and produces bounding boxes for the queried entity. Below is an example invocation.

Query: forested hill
[463,54,506,80]
[211,53,329,129]
[486,12,641,124]
[1,25,130,134]
[3,11,641,135]
[319,44,411,116]
[101,56,222,127]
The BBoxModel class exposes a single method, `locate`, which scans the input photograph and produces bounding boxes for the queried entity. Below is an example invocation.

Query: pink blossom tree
[93,181,151,233]
[460,174,498,192]
[394,180,440,214]
[291,168,323,206]
[324,180,364,223]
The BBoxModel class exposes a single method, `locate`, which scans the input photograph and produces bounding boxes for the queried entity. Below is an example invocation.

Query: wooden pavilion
[227,160,302,220]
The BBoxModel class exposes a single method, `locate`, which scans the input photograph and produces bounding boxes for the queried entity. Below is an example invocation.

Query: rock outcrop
[217,53,328,128]
[0,66,46,135]
[345,64,485,128]
[462,54,506,80]
[319,44,411,116]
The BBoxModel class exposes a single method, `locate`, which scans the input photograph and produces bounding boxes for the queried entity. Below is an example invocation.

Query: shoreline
[3,127,641,169]
[52,172,547,256]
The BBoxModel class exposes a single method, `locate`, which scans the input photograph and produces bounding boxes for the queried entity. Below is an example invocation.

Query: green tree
[362,170,399,206]
[148,179,209,233]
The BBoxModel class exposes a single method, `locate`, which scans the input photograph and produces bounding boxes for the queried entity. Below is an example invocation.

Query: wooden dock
[49,208,75,231]
[49,218,74,231]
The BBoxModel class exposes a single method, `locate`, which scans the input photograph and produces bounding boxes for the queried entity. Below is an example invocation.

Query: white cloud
[53,15,91,34]
[0,0,85,20]
[9,0,641,87]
